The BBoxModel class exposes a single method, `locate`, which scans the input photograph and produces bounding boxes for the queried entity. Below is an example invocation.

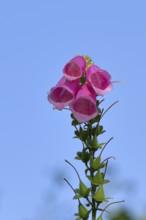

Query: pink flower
[86,65,112,96]
[63,56,86,81]
[69,84,98,123]
[48,76,79,110]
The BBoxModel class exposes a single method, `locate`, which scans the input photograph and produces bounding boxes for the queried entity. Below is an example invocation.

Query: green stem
[88,122,97,220]
[90,154,97,220]
[92,210,96,220]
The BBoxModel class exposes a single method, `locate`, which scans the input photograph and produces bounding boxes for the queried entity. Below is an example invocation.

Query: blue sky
[0,0,146,219]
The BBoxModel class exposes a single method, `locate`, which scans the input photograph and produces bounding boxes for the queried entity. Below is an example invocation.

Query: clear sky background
[0,0,146,220]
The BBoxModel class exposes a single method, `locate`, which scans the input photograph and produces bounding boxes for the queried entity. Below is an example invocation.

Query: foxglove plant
[48,55,124,220]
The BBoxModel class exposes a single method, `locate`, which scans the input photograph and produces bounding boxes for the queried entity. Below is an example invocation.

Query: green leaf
[79,181,90,197]
[93,186,106,202]
[78,204,89,219]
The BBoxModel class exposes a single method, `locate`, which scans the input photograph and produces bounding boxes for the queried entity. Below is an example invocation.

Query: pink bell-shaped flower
[69,84,98,123]
[63,56,86,81]
[86,65,112,96]
[48,76,79,110]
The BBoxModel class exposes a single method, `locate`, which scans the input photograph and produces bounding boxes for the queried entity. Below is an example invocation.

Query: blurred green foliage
[110,209,133,220]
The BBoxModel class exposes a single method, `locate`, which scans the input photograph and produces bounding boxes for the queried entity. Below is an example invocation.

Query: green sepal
[78,203,90,219]
[86,136,98,149]
[87,171,108,186]
[82,149,90,163]
[79,126,89,141]
[86,175,92,181]
[91,159,106,170]
[74,213,79,216]
[91,156,101,170]
[96,125,106,136]
[97,142,106,148]
[74,213,82,220]
[71,115,80,126]
[74,188,80,194]
[86,137,93,148]
[92,135,99,149]
[74,130,80,138]
[79,181,90,197]
[92,171,104,185]
[90,114,101,124]
[93,186,107,202]
[75,150,90,163]
[86,134,105,149]
[75,151,82,160]
[73,195,82,200]
[98,162,106,169]
[104,179,110,184]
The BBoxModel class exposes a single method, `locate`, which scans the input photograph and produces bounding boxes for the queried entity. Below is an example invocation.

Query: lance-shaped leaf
[93,186,107,202]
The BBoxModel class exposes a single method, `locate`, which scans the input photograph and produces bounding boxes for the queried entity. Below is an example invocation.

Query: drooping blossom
[69,84,98,123]
[63,56,86,81]
[86,64,112,96]
[48,76,80,110]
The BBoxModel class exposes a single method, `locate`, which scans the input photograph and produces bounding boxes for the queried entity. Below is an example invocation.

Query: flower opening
[63,56,86,81]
